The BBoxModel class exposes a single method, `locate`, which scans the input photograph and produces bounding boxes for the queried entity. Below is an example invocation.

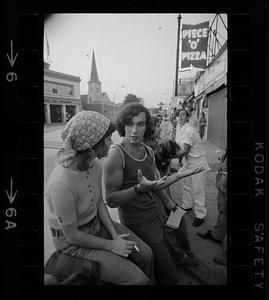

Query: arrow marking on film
[6,40,18,67]
[6,178,18,204]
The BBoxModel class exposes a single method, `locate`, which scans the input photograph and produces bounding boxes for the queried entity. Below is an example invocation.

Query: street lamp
[113,85,125,116]
[113,85,125,103]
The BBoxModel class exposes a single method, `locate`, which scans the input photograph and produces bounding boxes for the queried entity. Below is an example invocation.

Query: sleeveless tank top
[111,143,159,226]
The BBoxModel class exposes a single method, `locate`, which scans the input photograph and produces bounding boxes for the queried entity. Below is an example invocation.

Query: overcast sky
[44,13,227,108]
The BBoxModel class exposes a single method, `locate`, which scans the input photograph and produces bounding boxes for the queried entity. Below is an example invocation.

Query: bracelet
[134,184,145,195]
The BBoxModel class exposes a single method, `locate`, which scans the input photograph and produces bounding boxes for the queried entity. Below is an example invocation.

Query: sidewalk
[44,125,63,149]
[44,123,65,133]
[169,139,226,284]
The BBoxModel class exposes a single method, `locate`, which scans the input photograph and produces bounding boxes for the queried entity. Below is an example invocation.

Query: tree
[123,94,141,105]
[157,101,164,111]
[151,108,160,115]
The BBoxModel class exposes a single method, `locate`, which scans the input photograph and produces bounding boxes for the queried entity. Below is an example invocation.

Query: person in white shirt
[175,108,210,227]
[186,107,198,130]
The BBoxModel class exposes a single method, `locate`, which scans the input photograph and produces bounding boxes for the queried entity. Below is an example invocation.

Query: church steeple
[89,50,101,84]
[88,50,102,103]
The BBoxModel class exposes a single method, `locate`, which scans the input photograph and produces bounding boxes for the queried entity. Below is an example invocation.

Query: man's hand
[164,204,179,222]
[170,204,179,212]
[137,169,167,192]
[110,233,135,257]
[177,165,205,179]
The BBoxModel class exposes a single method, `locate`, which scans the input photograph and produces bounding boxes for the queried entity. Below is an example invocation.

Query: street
[44,124,226,285]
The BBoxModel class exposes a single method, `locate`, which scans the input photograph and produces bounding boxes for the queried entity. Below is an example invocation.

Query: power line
[45,27,91,61]
[104,20,177,50]
[45,20,177,63]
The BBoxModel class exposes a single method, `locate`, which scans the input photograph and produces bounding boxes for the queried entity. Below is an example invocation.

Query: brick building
[44,62,81,124]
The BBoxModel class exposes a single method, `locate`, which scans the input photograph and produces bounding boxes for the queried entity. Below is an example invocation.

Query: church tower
[88,50,102,102]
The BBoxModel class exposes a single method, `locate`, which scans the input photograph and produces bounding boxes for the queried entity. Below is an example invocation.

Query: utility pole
[174,14,181,97]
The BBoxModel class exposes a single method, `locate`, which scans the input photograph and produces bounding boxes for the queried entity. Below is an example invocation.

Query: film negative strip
[229,12,267,299]
[1,7,43,297]
[1,2,268,300]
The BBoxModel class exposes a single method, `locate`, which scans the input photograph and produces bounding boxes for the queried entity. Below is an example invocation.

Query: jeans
[126,216,179,285]
[156,197,191,262]
[53,218,154,285]
[164,215,191,263]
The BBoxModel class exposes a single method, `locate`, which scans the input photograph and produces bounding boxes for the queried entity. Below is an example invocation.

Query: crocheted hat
[57,111,110,167]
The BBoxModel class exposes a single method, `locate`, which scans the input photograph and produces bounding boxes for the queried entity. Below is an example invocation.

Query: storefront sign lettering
[181,21,209,69]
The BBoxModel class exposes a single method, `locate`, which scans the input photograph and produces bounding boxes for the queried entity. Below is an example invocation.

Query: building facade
[44,62,81,124]
[81,51,117,119]
[193,42,227,149]
[179,42,227,150]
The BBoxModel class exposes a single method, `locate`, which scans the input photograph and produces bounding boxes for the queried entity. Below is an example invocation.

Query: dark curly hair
[150,115,160,127]
[175,108,190,118]
[115,102,154,139]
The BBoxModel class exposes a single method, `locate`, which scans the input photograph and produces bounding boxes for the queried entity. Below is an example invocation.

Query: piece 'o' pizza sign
[181,21,209,68]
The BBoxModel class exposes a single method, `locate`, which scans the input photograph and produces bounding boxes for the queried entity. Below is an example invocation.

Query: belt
[50,217,98,238]
[50,227,64,238]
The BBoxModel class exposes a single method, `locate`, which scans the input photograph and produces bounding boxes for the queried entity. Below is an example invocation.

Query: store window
[50,105,62,123]
[66,105,76,122]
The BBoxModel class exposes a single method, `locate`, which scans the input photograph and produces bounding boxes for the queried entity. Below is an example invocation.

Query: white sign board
[170,96,185,108]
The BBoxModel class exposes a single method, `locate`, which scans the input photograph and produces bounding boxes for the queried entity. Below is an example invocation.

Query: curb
[44,141,62,149]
